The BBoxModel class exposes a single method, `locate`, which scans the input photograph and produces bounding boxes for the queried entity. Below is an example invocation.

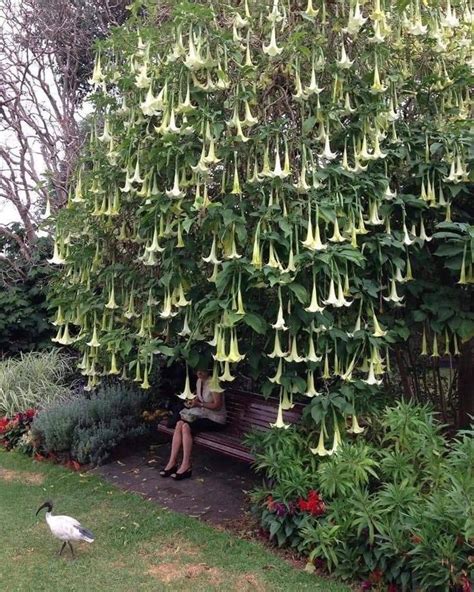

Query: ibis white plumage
[36,501,95,557]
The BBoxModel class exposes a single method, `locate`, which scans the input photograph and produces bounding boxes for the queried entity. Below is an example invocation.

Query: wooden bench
[157,389,303,463]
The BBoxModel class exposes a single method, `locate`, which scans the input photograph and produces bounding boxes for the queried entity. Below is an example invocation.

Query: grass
[0,449,351,592]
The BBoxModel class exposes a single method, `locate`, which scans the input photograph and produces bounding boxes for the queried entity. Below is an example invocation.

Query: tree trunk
[457,338,474,429]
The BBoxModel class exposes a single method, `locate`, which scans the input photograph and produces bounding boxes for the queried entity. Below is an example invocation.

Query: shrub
[0,409,36,453]
[249,401,474,591]
[31,381,151,466]
[246,427,323,548]
[0,350,72,416]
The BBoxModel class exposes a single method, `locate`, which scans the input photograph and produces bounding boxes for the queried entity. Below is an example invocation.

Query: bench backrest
[224,389,303,436]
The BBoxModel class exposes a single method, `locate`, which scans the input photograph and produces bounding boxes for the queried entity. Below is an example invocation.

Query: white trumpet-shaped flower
[310,423,330,456]
[165,167,185,199]
[271,295,288,331]
[178,369,196,400]
[202,236,221,264]
[263,23,283,57]
[267,330,288,358]
[383,278,404,304]
[344,1,367,35]
[270,399,290,429]
[337,42,354,69]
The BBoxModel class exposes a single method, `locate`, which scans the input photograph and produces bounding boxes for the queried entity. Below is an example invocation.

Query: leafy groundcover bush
[32,382,152,466]
[0,350,72,417]
[247,402,473,592]
[0,409,36,454]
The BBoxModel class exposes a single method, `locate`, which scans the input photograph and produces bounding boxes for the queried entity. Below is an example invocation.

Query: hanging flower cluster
[48,0,472,449]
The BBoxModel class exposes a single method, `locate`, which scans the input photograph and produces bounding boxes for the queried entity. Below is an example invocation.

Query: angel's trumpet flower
[268,330,288,358]
[383,278,404,304]
[337,42,353,69]
[263,23,283,57]
[344,1,367,35]
[305,275,325,313]
[208,363,225,393]
[323,278,339,306]
[305,334,322,363]
[52,306,65,327]
[319,132,337,161]
[272,291,288,330]
[184,28,205,70]
[270,399,290,429]
[48,240,66,265]
[105,281,119,310]
[269,358,283,384]
[364,360,383,385]
[329,217,345,242]
[286,336,304,363]
[220,361,235,382]
[329,421,342,454]
[178,311,191,337]
[159,290,177,319]
[202,235,221,265]
[178,368,195,400]
[86,324,101,348]
[228,329,245,363]
[304,370,319,397]
[370,57,387,93]
[336,279,353,307]
[431,333,440,358]
[310,426,330,456]
[304,0,319,18]
[348,414,365,434]
[165,165,185,199]
[242,100,258,126]
[372,311,387,337]
[89,53,105,87]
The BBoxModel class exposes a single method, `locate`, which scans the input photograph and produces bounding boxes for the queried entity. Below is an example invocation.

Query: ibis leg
[59,542,67,556]
[68,542,75,558]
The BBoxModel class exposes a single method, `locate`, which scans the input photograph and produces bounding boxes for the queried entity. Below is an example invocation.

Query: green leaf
[243,312,268,335]
[288,283,308,304]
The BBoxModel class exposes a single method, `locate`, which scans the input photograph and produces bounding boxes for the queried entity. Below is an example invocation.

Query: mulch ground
[94,433,257,525]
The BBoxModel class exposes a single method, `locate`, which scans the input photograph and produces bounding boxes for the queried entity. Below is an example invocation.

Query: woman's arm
[199,392,223,411]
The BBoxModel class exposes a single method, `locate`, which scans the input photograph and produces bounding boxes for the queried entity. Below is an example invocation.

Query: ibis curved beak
[36,502,51,516]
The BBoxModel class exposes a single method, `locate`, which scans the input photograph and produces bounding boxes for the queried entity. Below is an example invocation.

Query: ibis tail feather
[77,526,95,543]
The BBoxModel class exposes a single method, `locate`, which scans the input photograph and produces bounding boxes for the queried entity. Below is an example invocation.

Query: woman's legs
[165,420,184,470]
[178,422,193,473]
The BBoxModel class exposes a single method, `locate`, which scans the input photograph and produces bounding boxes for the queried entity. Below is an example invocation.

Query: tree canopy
[49,0,473,446]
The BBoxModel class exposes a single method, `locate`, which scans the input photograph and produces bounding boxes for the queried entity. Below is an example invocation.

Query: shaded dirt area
[94,433,257,526]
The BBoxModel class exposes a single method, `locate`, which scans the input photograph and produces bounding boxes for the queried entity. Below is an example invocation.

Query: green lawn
[0,450,350,592]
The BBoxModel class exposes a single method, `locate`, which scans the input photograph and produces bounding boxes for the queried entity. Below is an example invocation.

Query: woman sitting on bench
[160,367,227,481]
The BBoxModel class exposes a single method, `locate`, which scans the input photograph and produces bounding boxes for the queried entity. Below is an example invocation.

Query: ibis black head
[36,500,53,516]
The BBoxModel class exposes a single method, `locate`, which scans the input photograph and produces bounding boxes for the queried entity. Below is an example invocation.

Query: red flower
[265,495,276,511]
[0,418,9,433]
[387,583,398,592]
[459,574,472,592]
[297,490,325,516]
[369,570,384,583]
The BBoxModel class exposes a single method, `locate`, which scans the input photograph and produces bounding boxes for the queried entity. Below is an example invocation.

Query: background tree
[0,0,129,266]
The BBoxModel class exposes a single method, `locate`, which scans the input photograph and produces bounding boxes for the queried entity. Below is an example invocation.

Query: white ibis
[36,501,95,558]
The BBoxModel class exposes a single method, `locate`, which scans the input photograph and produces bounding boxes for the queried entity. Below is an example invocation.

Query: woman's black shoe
[171,468,192,481]
[159,465,178,478]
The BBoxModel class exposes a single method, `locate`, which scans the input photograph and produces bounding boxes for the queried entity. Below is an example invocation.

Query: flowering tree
[49,0,473,446]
